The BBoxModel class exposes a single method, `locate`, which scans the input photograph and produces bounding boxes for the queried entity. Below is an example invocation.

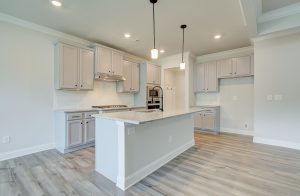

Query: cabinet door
[233,56,251,76]
[59,44,79,89]
[250,55,254,75]
[79,49,94,90]
[122,60,132,92]
[131,62,140,92]
[217,59,232,78]
[194,64,206,92]
[67,120,83,147]
[85,118,95,143]
[153,66,161,85]
[203,113,215,130]
[206,62,218,92]
[194,113,203,128]
[95,47,112,74]
[147,64,154,84]
[112,51,123,76]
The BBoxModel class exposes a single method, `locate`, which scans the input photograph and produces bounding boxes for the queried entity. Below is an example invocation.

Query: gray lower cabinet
[194,107,220,134]
[84,118,95,143]
[67,119,83,147]
[55,111,97,153]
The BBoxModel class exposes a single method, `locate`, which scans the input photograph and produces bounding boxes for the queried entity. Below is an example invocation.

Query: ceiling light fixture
[150,0,158,59]
[124,33,131,38]
[214,34,222,40]
[180,24,187,70]
[160,49,165,53]
[50,0,62,7]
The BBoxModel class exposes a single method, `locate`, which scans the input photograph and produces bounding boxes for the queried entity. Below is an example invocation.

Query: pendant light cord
[182,28,185,63]
[153,3,156,49]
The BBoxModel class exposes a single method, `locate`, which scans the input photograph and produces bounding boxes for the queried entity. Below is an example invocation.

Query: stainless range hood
[95,73,126,82]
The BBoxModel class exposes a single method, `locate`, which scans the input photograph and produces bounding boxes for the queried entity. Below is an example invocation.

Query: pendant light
[150,0,158,59]
[180,24,187,70]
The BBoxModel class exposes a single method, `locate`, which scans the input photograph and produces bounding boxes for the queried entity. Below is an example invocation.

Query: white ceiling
[0,0,251,59]
[262,0,300,13]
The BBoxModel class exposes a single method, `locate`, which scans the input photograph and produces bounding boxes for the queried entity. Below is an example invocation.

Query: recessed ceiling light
[214,34,222,40]
[160,49,165,53]
[50,0,62,7]
[124,33,131,38]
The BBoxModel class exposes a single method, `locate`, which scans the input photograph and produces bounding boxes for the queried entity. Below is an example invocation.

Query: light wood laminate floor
[1,132,300,196]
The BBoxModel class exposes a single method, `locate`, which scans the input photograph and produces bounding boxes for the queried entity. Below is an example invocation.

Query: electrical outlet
[168,136,173,143]
[274,94,283,101]
[2,136,11,144]
[127,127,135,135]
[267,94,273,101]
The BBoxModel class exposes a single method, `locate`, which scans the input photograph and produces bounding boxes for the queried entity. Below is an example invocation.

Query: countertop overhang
[92,108,205,124]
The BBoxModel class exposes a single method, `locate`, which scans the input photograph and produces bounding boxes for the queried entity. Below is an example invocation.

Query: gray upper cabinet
[95,46,124,77]
[250,55,254,75]
[232,56,251,76]
[112,51,123,76]
[131,62,140,92]
[217,56,253,79]
[117,60,140,93]
[194,64,205,92]
[147,64,161,85]
[206,62,218,92]
[194,62,218,93]
[79,49,94,90]
[55,42,94,90]
[95,47,112,74]
[217,59,232,78]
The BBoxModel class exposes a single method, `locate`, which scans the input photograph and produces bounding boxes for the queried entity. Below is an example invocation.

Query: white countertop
[191,105,220,108]
[54,106,146,113]
[92,108,205,124]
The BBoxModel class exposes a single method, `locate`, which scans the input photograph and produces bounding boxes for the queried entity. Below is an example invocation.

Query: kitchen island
[93,108,203,190]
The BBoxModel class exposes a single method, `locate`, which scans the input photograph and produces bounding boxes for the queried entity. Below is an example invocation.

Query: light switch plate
[274,94,283,101]
[2,136,10,144]
[267,94,273,101]
[127,127,135,135]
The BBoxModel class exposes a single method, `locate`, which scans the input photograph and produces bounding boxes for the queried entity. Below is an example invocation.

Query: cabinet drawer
[84,111,98,119]
[202,108,216,115]
[66,113,82,120]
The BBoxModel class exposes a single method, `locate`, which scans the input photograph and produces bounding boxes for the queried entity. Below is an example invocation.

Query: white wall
[0,21,134,160]
[196,77,254,135]
[54,82,133,109]
[253,33,300,149]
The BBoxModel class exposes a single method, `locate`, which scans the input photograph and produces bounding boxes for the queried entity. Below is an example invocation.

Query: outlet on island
[2,136,11,144]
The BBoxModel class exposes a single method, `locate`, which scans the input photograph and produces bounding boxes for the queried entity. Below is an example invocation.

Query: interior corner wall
[0,20,134,160]
[253,33,300,149]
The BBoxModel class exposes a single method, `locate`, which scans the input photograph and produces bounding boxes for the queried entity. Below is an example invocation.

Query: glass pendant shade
[151,48,159,59]
[180,62,186,70]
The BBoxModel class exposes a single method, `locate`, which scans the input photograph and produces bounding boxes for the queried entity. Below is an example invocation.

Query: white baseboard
[253,137,300,150]
[220,128,253,136]
[117,140,195,190]
[0,143,55,162]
